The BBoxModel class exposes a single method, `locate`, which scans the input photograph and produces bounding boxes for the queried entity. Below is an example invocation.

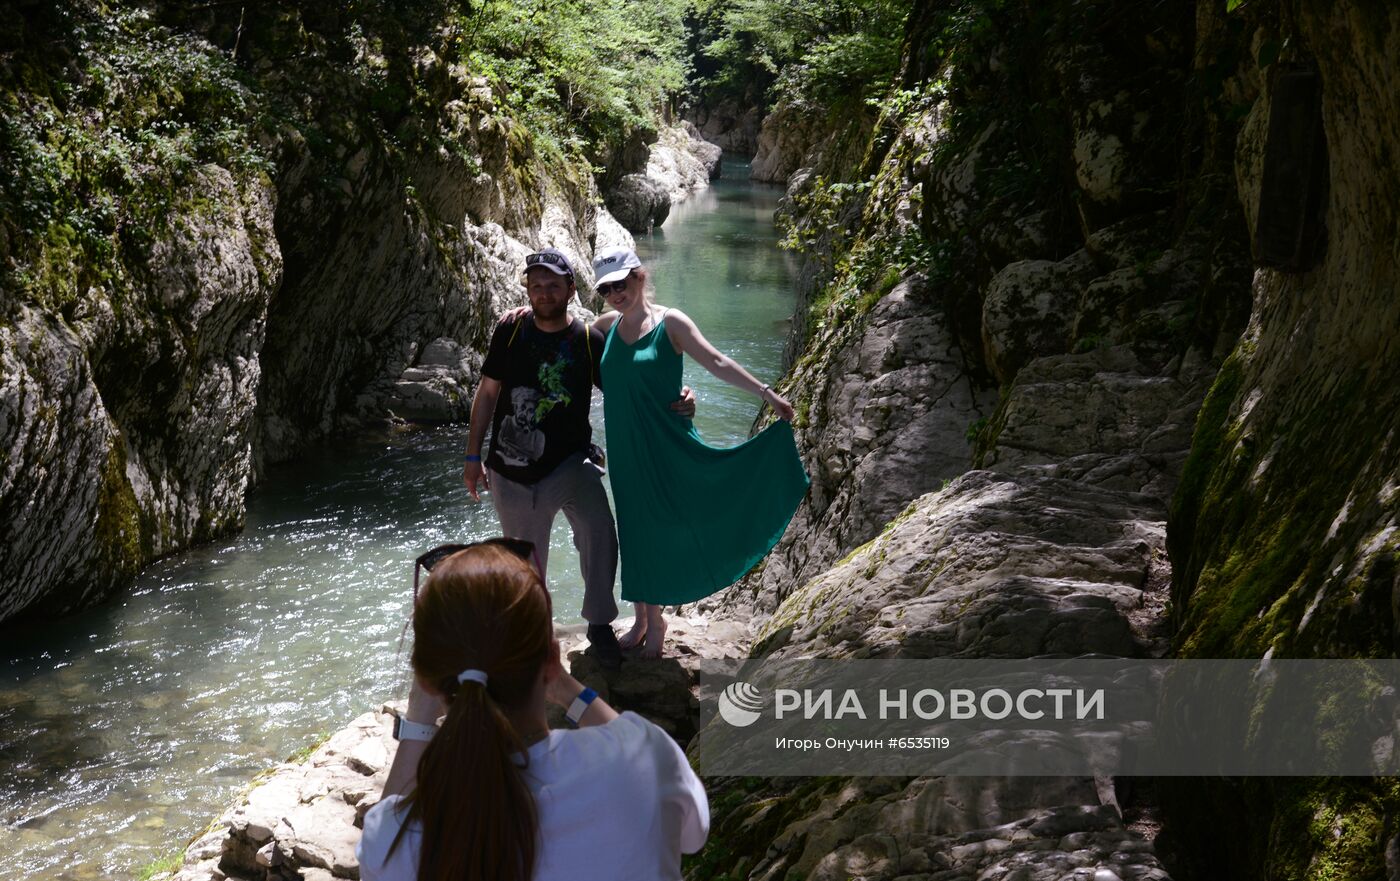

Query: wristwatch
[392,715,438,742]
[565,687,598,726]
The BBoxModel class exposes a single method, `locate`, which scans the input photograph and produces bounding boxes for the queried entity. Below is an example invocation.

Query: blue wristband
[465,454,482,462]
[566,687,598,726]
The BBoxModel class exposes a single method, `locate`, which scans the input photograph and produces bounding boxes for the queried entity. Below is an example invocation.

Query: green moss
[134,849,183,881]
[284,729,333,764]
[1266,779,1396,881]
[970,385,1012,468]
[793,396,811,429]
[1171,356,1394,658]
[681,776,846,881]
[93,438,145,581]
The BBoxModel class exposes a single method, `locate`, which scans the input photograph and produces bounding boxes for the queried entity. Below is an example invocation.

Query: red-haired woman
[355,542,709,881]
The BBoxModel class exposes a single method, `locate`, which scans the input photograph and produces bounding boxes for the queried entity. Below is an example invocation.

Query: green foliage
[965,416,988,446]
[690,0,914,110]
[452,0,690,165]
[1,5,270,307]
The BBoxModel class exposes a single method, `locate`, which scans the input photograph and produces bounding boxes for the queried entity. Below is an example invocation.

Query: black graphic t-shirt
[480,315,604,485]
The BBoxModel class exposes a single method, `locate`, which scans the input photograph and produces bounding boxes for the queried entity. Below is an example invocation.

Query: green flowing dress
[600,311,809,605]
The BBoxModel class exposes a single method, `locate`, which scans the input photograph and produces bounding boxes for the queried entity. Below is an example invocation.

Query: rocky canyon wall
[691,0,1400,877]
[1162,2,1400,878]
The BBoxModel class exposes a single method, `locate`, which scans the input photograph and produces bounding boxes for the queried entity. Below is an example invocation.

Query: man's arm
[463,375,501,500]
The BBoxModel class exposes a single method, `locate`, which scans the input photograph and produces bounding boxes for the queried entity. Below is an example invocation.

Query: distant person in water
[591,246,809,658]
[462,248,695,669]
[355,540,709,881]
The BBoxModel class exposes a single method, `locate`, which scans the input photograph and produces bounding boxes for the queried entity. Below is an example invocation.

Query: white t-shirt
[356,711,709,881]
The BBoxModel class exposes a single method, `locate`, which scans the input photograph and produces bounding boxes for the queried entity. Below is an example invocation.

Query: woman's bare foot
[640,607,668,659]
[618,604,648,650]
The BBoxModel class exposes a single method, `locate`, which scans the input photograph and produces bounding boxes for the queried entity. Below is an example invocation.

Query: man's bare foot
[640,611,668,659]
[618,616,648,650]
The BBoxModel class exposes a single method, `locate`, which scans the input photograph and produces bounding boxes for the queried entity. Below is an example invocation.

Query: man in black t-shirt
[461,248,693,668]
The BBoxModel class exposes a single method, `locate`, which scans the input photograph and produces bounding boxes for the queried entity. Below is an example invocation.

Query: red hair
[390,544,553,881]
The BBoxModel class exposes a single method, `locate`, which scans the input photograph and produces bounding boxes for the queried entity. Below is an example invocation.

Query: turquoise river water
[0,157,795,880]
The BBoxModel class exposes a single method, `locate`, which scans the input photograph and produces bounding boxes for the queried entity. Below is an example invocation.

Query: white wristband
[566,687,599,725]
[393,716,438,742]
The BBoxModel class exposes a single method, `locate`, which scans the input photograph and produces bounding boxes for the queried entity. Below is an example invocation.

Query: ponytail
[387,545,553,881]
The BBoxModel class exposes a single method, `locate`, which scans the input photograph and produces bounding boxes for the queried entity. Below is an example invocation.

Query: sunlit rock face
[603,123,722,233]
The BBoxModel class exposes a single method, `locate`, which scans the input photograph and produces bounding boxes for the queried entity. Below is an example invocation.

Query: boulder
[755,470,1166,661]
[384,338,479,422]
[645,124,722,197]
[980,251,1097,385]
[604,173,672,233]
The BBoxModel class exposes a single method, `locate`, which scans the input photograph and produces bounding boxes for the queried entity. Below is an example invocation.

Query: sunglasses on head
[412,538,535,599]
[597,275,630,296]
[525,252,571,274]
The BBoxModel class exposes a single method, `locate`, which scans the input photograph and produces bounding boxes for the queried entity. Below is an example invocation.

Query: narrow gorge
[3,2,1398,880]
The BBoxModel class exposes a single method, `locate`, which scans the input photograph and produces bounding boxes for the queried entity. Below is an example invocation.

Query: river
[0,157,795,880]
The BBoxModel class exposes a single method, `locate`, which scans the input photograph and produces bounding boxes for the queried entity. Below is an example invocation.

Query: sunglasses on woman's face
[412,538,535,599]
[596,275,630,296]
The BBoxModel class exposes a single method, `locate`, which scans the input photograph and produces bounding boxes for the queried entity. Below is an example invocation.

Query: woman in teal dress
[591,246,809,658]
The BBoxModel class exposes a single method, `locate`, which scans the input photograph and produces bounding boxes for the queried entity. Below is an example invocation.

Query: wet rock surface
[605,172,673,233]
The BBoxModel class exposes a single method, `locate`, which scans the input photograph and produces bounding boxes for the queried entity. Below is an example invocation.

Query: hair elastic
[457,668,488,686]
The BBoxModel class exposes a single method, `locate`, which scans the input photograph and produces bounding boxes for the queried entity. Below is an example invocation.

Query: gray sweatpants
[489,452,619,625]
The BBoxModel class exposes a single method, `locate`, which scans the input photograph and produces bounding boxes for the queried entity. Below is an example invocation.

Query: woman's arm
[381,679,446,798]
[664,310,796,421]
[546,670,619,727]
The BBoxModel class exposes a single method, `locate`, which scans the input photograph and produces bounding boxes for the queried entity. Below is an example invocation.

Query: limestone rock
[645,123,722,196]
[687,99,764,154]
[383,338,479,422]
[755,470,1165,660]
[0,167,280,623]
[981,251,1098,384]
[593,207,636,254]
[752,103,832,184]
[706,274,999,621]
[160,709,395,881]
[697,775,1168,881]
[604,173,672,233]
[599,124,722,234]
[982,346,1218,501]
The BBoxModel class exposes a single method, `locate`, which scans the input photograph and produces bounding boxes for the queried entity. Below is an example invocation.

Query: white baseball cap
[593,246,642,286]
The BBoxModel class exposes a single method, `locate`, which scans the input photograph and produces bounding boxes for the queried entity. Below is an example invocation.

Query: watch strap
[393,715,438,742]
